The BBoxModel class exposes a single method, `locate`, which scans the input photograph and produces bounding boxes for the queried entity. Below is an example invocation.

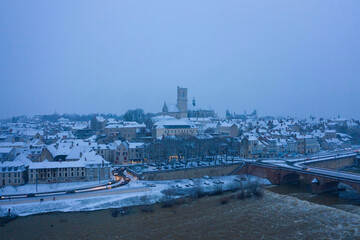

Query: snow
[0,175,270,217]
[312,178,319,184]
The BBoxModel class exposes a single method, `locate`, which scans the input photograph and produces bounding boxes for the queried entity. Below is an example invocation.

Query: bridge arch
[319,181,339,193]
[280,173,300,184]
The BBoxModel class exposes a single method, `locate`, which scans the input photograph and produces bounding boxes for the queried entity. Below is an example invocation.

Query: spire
[162,101,168,113]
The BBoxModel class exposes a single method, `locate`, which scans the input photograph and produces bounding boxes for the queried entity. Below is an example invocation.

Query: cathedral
[161,86,188,119]
[161,86,217,119]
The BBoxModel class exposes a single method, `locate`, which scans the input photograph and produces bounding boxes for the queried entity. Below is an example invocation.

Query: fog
[1,1,359,119]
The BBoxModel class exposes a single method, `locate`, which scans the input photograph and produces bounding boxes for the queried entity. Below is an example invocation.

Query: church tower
[177,86,188,118]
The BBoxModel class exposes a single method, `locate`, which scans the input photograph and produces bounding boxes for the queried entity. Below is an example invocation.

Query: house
[305,137,320,154]
[95,143,115,164]
[0,147,16,162]
[218,122,239,137]
[118,122,146,141]
[0,154,31,187]
[240,135,263,158]
[90,116,108,132]
[114,141,144,165]
[324,130,337,139]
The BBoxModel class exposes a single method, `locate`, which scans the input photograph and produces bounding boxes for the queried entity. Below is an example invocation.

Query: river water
[1,185,360,240]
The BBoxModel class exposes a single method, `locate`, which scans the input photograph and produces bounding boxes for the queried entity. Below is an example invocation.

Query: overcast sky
[1,1,359,119]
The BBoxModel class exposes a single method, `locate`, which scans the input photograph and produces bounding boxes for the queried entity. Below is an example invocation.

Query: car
[0,196,5,200]
[26,193,36,197]
[203,181,210,185]
[108,180,115,185]
[66,190,76,194]
[302,167,311,171]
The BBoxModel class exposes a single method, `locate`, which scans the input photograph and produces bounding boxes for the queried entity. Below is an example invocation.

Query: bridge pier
[311,181,339,194]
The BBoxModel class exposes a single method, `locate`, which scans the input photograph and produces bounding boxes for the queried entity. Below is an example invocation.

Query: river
[1,184,360,240]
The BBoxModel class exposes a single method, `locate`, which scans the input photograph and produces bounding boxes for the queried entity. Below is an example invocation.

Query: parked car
[26,193,36,198]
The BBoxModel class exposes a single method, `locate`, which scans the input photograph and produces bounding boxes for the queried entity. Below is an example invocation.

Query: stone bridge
[234,162,360,194]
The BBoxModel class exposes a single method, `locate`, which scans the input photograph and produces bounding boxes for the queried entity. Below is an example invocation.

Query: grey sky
[1,1,359,119]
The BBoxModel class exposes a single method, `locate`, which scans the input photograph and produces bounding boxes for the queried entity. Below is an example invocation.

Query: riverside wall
[305,156,356,170]
[139,163,243,181]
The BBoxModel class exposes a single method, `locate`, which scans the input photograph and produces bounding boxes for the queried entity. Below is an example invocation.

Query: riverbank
[1,190,359,240]
[0,175,268,217]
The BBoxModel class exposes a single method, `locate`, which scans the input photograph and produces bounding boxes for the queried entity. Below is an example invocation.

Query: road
[0,186,150,206]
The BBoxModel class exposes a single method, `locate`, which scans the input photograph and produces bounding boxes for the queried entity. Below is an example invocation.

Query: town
[0,86,359,190]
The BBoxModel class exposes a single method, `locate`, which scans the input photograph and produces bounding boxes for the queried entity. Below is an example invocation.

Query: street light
[98,166,100,183]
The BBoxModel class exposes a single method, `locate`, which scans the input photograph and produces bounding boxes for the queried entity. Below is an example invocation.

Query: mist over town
[1,1,360,239]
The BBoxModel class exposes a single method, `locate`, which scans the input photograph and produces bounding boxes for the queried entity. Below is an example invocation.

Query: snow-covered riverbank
[0,175,270,217]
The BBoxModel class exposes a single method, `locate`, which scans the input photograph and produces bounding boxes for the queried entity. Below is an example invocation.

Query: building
[95,143,115,164]
[0,147,16,162]
[0,154,31,187]
[28,151,111,184]
[240,135,263,158]
[304,137,320,154]
[162,86,188,119]
[90,116,108,132]
[218,122,239,137]
[153,119,198,139]
[324,130,337,139]
[114,141,144,165]
[118,122,146,140]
